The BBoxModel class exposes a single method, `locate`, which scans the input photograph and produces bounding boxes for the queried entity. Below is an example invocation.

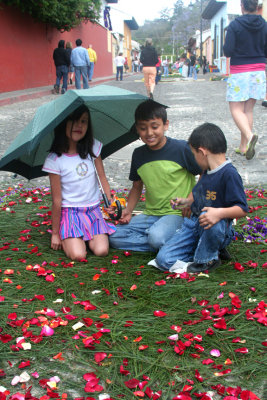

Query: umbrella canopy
[0,85,149,179]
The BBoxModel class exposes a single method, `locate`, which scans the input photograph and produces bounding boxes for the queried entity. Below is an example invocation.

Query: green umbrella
[0,85,149,179]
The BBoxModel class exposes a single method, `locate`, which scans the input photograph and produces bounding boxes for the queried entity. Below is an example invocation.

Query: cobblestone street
[0,72,266,190]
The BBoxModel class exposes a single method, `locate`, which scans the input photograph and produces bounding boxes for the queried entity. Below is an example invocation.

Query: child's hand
[199,207,222,229]
[170,198,189,210]
[51,233,62,250]
[118,209,132,224]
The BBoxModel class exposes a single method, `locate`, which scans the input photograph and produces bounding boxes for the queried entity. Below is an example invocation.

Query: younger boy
[155,123,248,273]
[109,100,202,252]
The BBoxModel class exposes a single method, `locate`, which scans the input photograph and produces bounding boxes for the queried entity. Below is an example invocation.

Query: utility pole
[200,0,203,63]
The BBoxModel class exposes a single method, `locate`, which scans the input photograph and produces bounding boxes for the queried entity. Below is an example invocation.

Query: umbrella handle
[102,194,122,221]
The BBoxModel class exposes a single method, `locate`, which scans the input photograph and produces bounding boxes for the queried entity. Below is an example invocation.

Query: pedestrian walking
[87,44,97,82]
[53,40,70,95]
[124,57,129,73]
[189,52,197,80]
[114,53,125,81]
[42,104,116,261]
[66,42,74,85]
[70,39,90,90]
[140,38,158,99]
[133,57,139,73]
[155,57,162,84]
[203,56,208,75]
[223,0,267,160]
[162,59,169,77]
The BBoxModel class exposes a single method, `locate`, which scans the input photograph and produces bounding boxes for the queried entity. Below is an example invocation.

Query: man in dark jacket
[53,40,70,95]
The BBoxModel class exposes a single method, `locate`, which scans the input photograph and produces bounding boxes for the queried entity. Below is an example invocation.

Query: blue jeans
[56,65,68,90]
[163,66,169,77]
[88,62,94,80]
[116,66,123,81]
[156,214,234,271]
[109,213,183,252]
[189,66,197,80]
[74,66,89,89]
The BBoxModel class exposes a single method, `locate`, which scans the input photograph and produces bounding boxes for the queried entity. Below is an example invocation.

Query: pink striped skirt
[59,205,116,241]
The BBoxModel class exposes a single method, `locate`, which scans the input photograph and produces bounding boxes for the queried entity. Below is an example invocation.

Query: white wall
[227,0,242,15]
[210,3,227,59]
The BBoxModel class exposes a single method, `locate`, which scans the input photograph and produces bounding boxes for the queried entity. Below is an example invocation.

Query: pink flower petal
[210,349,221,357]
[40,325,54,336]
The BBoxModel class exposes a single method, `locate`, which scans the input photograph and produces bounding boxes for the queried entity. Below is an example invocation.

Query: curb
[0,75,120,107]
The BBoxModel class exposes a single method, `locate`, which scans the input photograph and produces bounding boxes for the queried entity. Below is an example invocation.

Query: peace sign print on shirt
[76,162,88,177]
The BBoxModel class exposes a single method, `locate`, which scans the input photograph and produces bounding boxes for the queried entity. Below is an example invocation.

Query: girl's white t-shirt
[42,139,102,208]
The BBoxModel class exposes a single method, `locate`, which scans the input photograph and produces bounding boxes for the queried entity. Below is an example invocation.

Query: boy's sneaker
[147,258,161,270]
[61,89,66,95]
[53,85,59,94]
[169,260,189,274]
[219,248,231,261]
[187,259,221,273]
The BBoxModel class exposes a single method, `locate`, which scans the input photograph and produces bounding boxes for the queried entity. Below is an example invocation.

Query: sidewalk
[0,72,266,190]
[0,73,135,106]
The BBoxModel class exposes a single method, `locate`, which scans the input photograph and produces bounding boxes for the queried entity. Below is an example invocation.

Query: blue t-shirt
[191,160,248,217]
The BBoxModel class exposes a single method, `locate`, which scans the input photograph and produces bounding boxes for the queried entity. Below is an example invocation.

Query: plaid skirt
[226,71,266,102]
[59,205,116,241]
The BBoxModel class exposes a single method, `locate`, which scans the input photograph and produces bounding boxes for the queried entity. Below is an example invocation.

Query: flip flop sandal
[235,148,245,156]
[245,134,258,160]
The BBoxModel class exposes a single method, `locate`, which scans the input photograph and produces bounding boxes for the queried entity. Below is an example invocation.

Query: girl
[42,105,116,260]
[223,0,267,160]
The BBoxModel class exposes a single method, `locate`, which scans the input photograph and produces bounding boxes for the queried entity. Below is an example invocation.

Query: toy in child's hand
[102,194,123,220]
[170,198,189,210]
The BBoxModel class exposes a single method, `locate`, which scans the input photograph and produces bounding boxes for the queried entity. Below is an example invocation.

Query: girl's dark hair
[50,105,95,158]
[241,0,258,12]
[135,100,167,124]
[188,123,227,154]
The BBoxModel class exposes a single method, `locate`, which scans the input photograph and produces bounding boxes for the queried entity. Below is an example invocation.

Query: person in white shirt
[42,105,115,260]
[114,52,125,81]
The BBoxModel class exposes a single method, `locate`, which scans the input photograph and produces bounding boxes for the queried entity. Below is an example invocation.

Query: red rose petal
[153,310,167,317]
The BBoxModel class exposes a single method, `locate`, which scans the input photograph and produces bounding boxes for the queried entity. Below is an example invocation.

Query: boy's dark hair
[76,38,82,46]
[50,105,95,159]
[188,123,227,154]
[241,0,258,12]
[135,100,167,124]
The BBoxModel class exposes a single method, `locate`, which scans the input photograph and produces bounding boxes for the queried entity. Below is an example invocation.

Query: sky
[110,0,192,26]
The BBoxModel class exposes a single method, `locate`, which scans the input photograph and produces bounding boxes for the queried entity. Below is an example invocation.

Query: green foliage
[132,18,173,55]
[0,0,102,31]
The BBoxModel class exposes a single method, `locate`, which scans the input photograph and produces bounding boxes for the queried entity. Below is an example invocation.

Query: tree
[132,18,173,55]
[171,0,210,53]
[0,0,102,31]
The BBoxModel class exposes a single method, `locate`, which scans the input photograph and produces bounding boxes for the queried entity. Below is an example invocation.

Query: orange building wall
[0,5,113,93]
